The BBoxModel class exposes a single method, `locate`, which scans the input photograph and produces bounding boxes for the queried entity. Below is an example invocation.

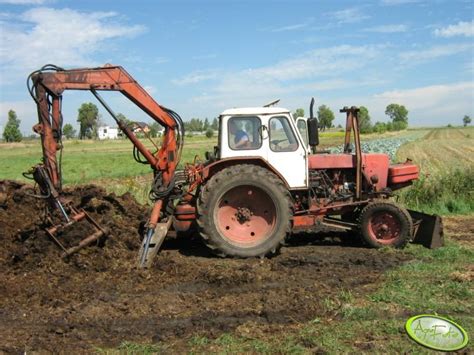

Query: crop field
[0,127,472,353]
[397,126,474,177]
[396,127,474,214]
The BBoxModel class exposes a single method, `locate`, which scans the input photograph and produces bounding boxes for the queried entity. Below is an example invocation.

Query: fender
[202,157,291,189]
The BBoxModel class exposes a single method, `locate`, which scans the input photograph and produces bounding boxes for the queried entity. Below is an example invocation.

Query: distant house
[131,122,151,134]
[98,126,119,140]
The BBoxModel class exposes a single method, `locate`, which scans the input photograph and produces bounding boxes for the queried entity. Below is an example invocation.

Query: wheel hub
[369,212,401,241]
[236,207,253,223]
[215,185,277,247]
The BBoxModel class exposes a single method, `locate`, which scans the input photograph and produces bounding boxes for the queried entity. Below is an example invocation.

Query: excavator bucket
[138,219,172,268]
[408,210,444,249]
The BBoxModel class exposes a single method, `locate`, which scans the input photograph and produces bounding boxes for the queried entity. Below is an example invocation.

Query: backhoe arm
[27,64,184,264]
[29,64,182,190]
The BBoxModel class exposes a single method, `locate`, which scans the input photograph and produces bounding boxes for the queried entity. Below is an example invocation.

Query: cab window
[228,116,262,150]
[296,119,308,146]
[269,116,298,152]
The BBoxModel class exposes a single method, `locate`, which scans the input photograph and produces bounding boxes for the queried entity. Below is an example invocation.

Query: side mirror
[308,97,319,148]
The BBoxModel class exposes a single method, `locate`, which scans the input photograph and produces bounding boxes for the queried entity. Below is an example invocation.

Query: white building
[98,126,119,140]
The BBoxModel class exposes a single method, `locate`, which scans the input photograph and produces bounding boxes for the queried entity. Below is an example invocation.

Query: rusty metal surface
[408,209,444,248]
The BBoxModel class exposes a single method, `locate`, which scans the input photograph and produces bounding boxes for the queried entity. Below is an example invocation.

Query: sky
[0,0,473,134]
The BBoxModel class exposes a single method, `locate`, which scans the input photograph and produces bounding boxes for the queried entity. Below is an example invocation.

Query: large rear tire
[359,201,412,249]
[197,164,292,257]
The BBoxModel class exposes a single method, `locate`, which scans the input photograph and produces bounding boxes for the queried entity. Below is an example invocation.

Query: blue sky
[0,0,473,133]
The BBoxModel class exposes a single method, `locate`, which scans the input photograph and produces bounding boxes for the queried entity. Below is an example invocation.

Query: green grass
[0,130,413,201]
[395,127,474,215]
[0,136,215,184]
[397,167,474,215]
[97,341,166,354]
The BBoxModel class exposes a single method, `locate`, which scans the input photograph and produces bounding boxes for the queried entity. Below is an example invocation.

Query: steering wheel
[271,138,288,146]
[271,138,289,151]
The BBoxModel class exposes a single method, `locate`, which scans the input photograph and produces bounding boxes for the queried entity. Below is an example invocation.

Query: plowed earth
[0,180,463,353]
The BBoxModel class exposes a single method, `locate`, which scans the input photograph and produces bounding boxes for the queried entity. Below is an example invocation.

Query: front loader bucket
[408,210,444,249]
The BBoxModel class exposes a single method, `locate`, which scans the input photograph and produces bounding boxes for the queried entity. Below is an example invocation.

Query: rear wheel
[359,201,412,248]
[197,164,292,257]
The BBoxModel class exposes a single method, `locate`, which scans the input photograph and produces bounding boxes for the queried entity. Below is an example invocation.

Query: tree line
[293,103,415,133]
[2,104,472,142]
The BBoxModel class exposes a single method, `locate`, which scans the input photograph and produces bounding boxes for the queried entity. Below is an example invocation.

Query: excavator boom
[27,64,184,263]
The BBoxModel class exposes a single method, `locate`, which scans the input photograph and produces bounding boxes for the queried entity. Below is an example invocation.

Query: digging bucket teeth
[45,205,109,258]
[408,210,444,249]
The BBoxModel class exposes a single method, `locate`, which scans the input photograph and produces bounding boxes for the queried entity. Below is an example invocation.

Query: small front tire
[359,201,412,249]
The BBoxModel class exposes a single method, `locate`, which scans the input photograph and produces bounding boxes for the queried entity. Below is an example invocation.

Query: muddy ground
[0,180,470,353]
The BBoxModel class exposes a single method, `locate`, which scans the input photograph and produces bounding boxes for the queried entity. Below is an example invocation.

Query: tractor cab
[217,107,309,188]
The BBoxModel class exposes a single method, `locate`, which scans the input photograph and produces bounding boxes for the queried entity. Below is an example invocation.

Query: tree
[373,121,387,134]
[186,118,204,132]
[293,108,305,119]
[358,106,372,134]
[205,128,214,138]
[203,118,210,130]
[317,105,335,131]
[463,115,471,127]
[62,123,76,139]
[3,110,22,142]
[211,117,219,130]
[116,113,133,128]
[149,122,162,137]
[77,102,99,139]
[385,103,408,124]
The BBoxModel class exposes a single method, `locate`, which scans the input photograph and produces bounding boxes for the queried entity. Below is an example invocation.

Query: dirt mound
[0,180,414,353]
[0,180,147,271]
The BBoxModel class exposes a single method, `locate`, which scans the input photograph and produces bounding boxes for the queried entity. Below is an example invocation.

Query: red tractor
[26,64,443,267]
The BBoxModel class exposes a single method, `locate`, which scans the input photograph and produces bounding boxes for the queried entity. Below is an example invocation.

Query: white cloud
[172,70,221,85]
[326,81,474,126]
[192,53,217,60]
[0,7,146,85]
[374,82,473,109]
[380,0,421,5]
[270,23,309,33]
[185,45,382,109]
[373,82,474,124]
[0,0,49,4]
[434,21,474,38]
[328,7,370,24]
[399,43,473,64]
[364,24,408,33]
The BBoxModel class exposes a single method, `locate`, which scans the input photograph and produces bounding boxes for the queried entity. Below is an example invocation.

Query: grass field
[397,126,474,176]
[396,127,474,214]
[0,128,425,184]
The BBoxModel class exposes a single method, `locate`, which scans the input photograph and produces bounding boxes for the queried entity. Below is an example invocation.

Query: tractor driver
[229,119,250,149]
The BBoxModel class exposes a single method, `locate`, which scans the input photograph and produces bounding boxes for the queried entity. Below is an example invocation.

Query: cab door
[265,115,307,188]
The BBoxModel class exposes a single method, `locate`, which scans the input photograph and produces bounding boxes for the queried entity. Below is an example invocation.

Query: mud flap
[408,210,444,249]
[138,219,172,268]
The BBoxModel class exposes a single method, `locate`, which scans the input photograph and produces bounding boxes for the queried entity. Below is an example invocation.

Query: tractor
[25,64,443,267]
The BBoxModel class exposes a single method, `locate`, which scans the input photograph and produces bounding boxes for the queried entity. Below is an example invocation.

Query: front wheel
[197,164,292,257]
[359,201,412,249]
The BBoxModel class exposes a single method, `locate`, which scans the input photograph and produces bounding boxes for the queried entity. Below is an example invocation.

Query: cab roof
[220,107,291,116]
